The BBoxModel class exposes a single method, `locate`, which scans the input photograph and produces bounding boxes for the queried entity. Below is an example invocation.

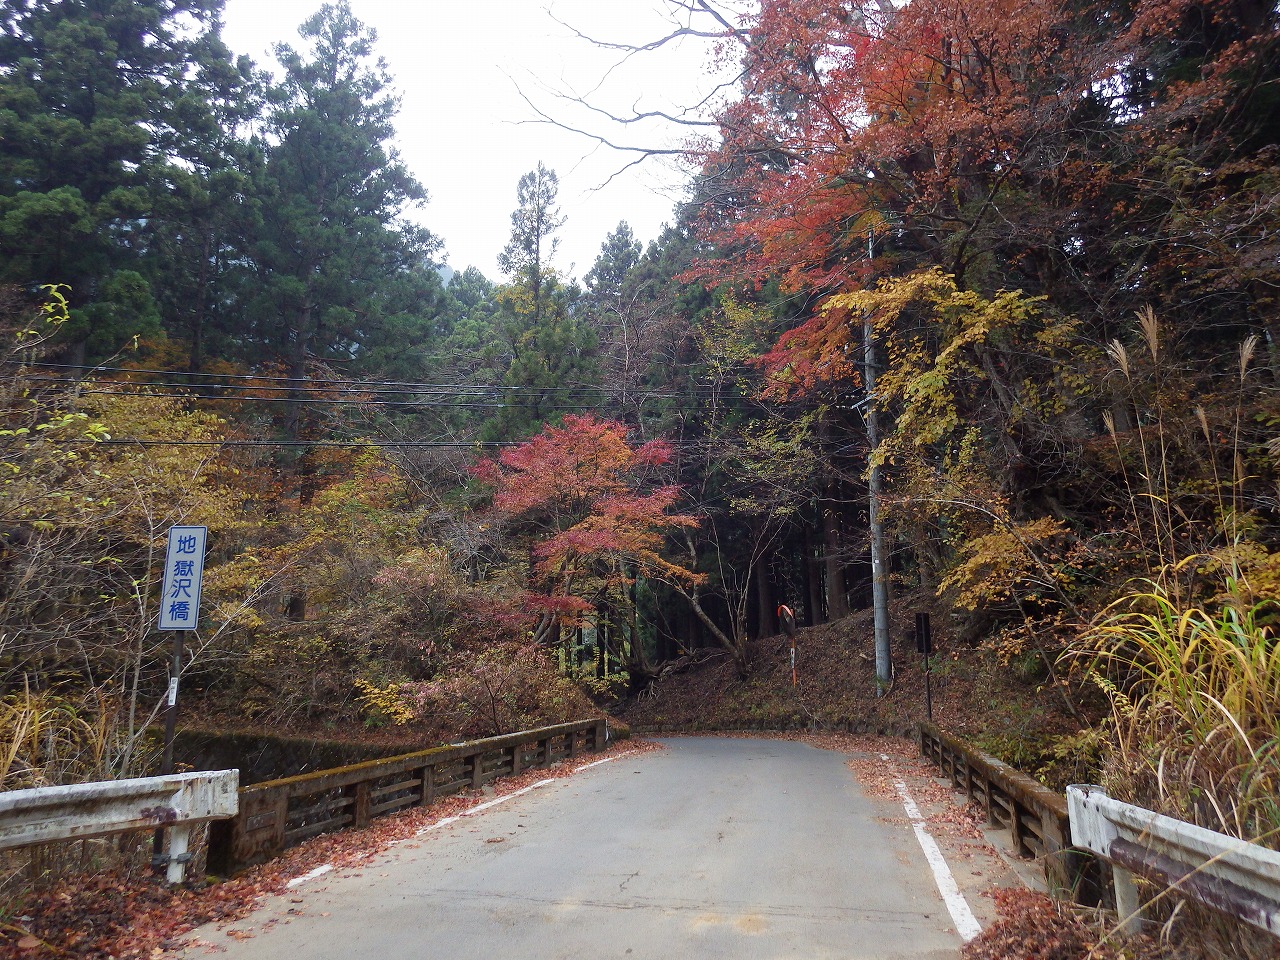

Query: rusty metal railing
[0,770,238,884]
[919,722,1094,899]
[207,719,607,876]
[1069,784,1280,936]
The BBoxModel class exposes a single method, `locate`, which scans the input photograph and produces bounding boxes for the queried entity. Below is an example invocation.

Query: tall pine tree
[496,161,563,328]
[248,1,443,440]
[484,165,595,441]
[0,0,245,359]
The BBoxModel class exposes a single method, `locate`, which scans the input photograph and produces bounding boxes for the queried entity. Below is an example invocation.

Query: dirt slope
[616,597,1084,782]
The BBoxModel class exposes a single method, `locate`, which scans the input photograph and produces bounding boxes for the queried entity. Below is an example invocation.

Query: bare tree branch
[520,1,750,186]
[513,84,692,162]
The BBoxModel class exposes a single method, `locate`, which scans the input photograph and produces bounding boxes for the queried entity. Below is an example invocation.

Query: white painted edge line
[286,864,332,889]
[286,752,629,887]
[576,755,621,770]
[881,753,983,943]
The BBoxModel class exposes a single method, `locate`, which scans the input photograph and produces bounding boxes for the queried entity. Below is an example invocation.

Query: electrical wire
[28,386,624,410]
[54,438,514,448]
[5,363,789,450]
[6,360,733,399]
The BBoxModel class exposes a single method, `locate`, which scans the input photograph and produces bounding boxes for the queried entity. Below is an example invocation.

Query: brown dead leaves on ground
[957,888,1280,960]
[964,889,1107,960]
[0,741,663,960]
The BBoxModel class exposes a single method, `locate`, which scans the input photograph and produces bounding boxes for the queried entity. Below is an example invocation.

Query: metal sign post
[915,612,933,722]
[153,525,207,874]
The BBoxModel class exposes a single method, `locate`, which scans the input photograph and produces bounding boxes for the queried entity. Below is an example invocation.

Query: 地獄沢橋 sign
[157,526,207,631]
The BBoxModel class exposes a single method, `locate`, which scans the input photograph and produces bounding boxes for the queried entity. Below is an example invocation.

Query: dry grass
[0,684,133,790]
[1075,582,1280,843]
[963,888,1280,960]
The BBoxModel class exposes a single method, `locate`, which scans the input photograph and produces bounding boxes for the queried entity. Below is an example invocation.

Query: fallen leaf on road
[1,741,657,960]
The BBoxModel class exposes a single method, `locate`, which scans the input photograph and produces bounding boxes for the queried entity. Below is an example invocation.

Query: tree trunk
[287,300,320,505]
[187,231,212,373]
[913,519,944,593]
[805,522,825,625]
[1258,313,1280,383]
[754,544,777,637]
[531,611,557,645]
[285,591,306,622]
[285,302,313,442]
[623,578,654,686]
[823,506,850,620]
[674,585,749,679]
[864,308,893,691]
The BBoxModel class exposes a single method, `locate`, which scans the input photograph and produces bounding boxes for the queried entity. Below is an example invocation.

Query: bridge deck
[180,736,1018,960]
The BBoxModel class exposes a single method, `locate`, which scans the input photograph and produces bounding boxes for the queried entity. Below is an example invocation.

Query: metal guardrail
[0,770,239,883]
[207,719,607,876]
[919,722,1090,897]
[1068,784,1280,937]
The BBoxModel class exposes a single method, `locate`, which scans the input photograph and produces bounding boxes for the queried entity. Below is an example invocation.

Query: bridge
[176,735,1022,960]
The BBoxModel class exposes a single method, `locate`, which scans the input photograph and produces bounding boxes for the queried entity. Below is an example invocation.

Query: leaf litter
[0,741,662,960]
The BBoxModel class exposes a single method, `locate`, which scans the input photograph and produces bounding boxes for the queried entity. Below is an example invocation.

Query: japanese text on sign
[158,526,207,630]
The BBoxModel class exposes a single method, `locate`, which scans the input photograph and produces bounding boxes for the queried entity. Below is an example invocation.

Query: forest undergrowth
[616,596,1087,783]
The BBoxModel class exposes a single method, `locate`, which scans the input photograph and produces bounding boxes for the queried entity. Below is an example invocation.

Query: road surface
[182,737,1019,960]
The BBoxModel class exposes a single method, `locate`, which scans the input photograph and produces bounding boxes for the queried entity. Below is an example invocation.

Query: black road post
[915,612,933,723]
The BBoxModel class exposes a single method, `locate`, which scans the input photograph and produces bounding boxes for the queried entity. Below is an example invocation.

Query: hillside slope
[616,598,1090,787]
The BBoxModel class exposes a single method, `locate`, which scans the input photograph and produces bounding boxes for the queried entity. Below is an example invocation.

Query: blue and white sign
[158,526,207,631]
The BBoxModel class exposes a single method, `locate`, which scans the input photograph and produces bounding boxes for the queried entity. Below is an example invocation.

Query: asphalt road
[182,737,1016,960]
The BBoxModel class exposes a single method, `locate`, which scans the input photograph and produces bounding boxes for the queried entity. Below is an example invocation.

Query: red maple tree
[474,415,701,660]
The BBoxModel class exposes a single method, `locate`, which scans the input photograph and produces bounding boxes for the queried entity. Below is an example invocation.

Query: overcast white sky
[219,0,738,282]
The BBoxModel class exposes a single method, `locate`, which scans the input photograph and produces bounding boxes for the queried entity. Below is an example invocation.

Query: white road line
[576,755,620,770]
[286,864,332,889]
[467,778,557,814]
[881,754,982,942]
[417,814,460,835]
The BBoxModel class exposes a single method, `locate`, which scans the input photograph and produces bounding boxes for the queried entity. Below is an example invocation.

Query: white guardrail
[0,770,238,883]
[1067,784,1280,937]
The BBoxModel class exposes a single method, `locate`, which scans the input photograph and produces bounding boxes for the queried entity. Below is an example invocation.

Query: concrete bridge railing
[207,718,608,876]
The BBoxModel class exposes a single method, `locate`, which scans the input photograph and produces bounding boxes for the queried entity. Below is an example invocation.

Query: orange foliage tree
[678,0,1277,622]
[473,414,701,681]
[693,0,1275,299]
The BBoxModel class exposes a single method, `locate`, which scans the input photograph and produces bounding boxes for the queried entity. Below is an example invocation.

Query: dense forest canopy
[2,0,1280,882]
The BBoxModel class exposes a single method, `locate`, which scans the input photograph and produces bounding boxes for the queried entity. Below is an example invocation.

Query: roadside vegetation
[3,0,1280,956]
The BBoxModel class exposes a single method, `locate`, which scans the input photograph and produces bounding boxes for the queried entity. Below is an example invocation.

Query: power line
[35,386,623,410]
[5,363,742,401]
[45,438,515,448]
[36,434,720,450]
[21,376,504,398]
[13,380,752,410]
[6,360,529,391]
[20,373,607,398]
[6,360,733,399]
